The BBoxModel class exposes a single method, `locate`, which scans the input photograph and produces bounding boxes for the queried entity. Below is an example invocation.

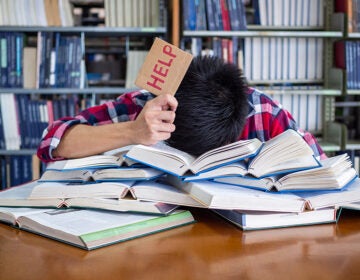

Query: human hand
[130,94,178,145]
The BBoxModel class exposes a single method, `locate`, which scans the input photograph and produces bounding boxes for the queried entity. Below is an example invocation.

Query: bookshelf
[0,0,169,188]
[331,0,360,171]
[177,0,344,155]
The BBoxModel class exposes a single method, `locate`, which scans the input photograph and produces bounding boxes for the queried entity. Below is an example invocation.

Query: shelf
[335,101,360,107]
[183,30,343,38]
[346,33,360,39]
[0,87,139,94]
[0,149,37,156]
[317,141,342,152]
[259,88,341,96]
[0,26,166,36]
[346,140,360,150]
[346,90,360,95]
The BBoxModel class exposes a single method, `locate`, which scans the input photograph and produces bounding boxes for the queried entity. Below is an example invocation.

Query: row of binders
[0,129,360,249]
[182,0,324,31]
[0,93,89,151]
[184,37,324,85]
[183,0,247,31]
[252,0,324,27]
[0,32,85,89]
[104,0,166,28]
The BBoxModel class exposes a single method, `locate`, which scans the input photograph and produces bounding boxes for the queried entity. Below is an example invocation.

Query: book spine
[182,0,196,30]
[220,0,231,30]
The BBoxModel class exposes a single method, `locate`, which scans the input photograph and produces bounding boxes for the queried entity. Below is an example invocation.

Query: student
[37,56,326,162]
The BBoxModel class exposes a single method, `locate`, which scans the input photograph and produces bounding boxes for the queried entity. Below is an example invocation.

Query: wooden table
[1,208,360,280]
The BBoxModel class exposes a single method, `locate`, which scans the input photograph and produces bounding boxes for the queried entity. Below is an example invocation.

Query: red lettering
[158,58,173,67]
[163,45,176,58]
[153,63,169,77]
[146,74,164,90]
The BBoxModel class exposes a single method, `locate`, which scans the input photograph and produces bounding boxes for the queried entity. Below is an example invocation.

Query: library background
[0,0,358,188]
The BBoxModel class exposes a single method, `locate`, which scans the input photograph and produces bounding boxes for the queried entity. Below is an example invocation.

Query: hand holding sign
[132,94,178,146]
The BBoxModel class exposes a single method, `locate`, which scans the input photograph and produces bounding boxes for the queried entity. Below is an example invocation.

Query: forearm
[52,122,136,159]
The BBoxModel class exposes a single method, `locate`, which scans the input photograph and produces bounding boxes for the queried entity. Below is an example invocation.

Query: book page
[18,208,162,237]
[298,179,360,210]
[0,181,38,200]
[0,207,52,225]
[29,181,135,199]
[127,141,196,169]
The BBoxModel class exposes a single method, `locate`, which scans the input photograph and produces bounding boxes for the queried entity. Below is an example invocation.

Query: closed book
[213,208,338,230]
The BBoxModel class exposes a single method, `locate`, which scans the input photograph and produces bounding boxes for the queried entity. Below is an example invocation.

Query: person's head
[166,55,248,156]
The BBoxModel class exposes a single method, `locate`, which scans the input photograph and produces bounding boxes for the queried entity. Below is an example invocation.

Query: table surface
[1,208,360,280]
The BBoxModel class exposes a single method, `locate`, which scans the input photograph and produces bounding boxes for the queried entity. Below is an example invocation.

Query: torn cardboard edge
[135,37,194,96]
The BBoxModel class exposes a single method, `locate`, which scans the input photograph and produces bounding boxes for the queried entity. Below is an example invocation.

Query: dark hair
[166,56,248,156]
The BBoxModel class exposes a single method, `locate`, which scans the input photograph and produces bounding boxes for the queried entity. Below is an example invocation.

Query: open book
[45,154,138,170]
[125,138,262,176]
[213,153,357,192]
[0,207,195,250]
[168,176,360,212]
[167,176,308,213]
[213,208,338,230]
[39,167,165,183]
[125,129,320,178]
[0,180,179,215]
[29,179,204,208]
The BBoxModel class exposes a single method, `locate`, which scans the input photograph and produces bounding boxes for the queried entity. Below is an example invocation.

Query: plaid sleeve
[37,91,154,162]
[241,88,327,159]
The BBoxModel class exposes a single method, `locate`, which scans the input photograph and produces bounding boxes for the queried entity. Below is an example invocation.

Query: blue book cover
[0,32,8,87]
[183,0,197,30]
[205,0,217,30]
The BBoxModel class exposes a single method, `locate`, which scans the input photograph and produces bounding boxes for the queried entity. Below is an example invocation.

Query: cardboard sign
[135,37,193,96]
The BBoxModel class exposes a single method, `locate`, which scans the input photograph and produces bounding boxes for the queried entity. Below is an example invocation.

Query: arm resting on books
[38,92,178,162]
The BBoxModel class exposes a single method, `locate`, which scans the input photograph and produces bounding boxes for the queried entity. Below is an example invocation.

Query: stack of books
[0,129,359,249]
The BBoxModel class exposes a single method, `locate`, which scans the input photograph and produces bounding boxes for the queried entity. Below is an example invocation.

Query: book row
[252,0,324,27]
[185,36,324,84]
[0,0,74,27]
[269,92,323,133]
[0,32,85,89]
[335,40,360,89]
[0,93,92,151]
[244,37,324,83]
[0,155,42,189]
[182,0,324,31]
[104,0,166,28]
[183,0,247,31]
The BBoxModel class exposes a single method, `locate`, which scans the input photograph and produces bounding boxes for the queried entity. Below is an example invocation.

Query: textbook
[168,176,360,212]
[213,208,338,230]
[125,138,262,176]
[297,178,360,210]
[167,176,308,213]
[213,153,357,192]
[125,129,320,178]
[39,167,165,183]
[0,180,178,215]
[29,179,204,208]
[45,146,138,170]
[0,207,195,250]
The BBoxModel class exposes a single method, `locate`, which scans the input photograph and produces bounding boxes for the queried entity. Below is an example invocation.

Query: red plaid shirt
[37,88,326,162]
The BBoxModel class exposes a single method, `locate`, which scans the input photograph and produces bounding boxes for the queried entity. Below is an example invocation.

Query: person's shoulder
[246,87,278,105]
